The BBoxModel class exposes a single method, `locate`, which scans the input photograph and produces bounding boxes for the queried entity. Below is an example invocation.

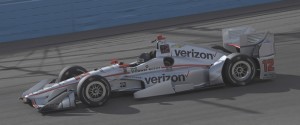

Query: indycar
[20,26,275,112]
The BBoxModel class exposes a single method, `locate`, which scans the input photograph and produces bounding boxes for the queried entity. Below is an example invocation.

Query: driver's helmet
[137,53,151,64]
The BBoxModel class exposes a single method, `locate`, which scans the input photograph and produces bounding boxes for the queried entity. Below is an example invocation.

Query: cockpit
[137,51,156,64]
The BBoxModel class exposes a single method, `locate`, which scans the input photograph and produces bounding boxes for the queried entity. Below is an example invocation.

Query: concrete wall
[0,0,280,42]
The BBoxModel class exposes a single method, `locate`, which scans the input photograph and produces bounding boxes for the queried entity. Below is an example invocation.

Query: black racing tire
[77,75,111,107]
[222,53,256,86]
[56,66,87,83]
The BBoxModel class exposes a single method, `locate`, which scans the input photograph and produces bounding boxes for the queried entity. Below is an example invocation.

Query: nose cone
[19,96,30,104]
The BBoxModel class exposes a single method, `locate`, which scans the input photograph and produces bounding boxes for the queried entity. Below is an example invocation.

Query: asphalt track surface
[1,5,300,125]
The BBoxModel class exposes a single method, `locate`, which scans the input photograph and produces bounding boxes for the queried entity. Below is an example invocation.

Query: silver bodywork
[20,26,275,112]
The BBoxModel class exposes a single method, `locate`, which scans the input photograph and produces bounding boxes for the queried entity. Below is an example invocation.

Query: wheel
[222,54,256,86]
[77,75,111,107]
[56,66,87,83]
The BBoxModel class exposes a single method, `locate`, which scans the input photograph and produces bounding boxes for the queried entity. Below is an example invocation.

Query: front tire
[77,75,111,107]
[56,66,87,83]
[223,54,256,86]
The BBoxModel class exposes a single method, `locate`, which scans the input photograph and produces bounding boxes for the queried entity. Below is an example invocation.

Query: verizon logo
[174,49,216,60]
[144,74,188,84]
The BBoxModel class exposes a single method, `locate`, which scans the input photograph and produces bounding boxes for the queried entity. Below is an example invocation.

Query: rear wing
[222,26,255,52]
[222,26,275,57]
[222,26,275,79]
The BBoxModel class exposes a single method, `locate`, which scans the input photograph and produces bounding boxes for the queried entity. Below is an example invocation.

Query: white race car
[20,26,275,113]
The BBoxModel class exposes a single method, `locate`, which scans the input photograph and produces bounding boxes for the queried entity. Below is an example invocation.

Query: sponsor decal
[160,44,170,54]
[144,73,189,84]
[262,59,274,72]
[130,66,161,73]
[120,82,126,88]
[124,75,142,79]
[174,49,216,60]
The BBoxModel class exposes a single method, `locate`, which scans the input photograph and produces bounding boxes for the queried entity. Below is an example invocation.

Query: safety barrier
[0,0,280,42]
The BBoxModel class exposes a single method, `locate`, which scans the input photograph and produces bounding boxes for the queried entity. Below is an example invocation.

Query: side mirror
[163,57,174,67]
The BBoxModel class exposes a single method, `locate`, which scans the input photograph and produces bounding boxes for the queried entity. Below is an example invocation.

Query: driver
[137,52,151,64]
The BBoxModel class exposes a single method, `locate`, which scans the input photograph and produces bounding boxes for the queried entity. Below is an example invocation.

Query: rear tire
[56,66,87,83]
[222,54,256,86]
[77,75,111,107]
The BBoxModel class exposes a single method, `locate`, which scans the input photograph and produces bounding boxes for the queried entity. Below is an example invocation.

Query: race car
[20,26,275,113]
